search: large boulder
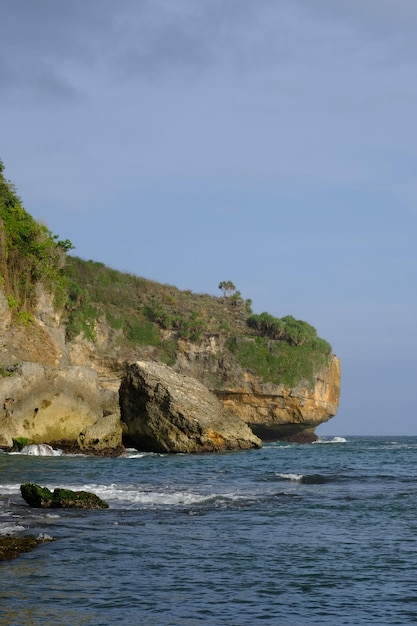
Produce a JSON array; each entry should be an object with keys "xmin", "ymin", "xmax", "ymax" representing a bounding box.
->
[{"xmin": 119, "ymin": 361, "xmax": 262, "ymax": 453}]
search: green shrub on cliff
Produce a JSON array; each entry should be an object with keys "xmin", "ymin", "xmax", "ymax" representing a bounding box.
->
[
  {"xmin": 62, "ymin": 255, "xmax": 332, "ymax": 386},
  {"xmin": 229, "ymin": 335, "xmax": 331, "ymax": 388},
  {"xmin": 247, "ymin": 312, "xmax": 329, "ymax": 349},
  {"xmin": 0, "ymin": 159, "xmax": 73, "ymax": 313},
  {"xmin": 236, "ymin": 313, "xmax": 331, "ymax": 386}
]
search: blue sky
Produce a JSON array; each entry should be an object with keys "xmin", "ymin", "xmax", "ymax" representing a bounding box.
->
[{"xmin": 1, "ymin": 0, "xmax": 416, "ymax": 436}]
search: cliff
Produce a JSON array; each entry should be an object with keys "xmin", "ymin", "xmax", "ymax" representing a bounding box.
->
[
  {"xmin": 173, "ymin": 336, "xmax": 340, "ymax": 442},
  {"xmin": 0, "ymin": 160, "xmax": 340, "ymax": 452},
  {"xmin": 0, "ymin": 289, "xmax": 340, "ymax": 450}
]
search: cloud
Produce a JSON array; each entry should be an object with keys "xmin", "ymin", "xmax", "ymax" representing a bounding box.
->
[
  {"xmin": 2, "ymin": 1, "xmax": 417, "ymax": 207},
  {"xmin": 2, "ymin": 0, "xmax": 416, "ymax": 110}
]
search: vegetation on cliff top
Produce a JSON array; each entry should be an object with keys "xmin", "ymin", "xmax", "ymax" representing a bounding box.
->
[
  {"xmin": 0, "ymin": 159, "xmax": 332, "ymax": 388},
  {"xmin": 0, "ymin": 159, "xmax": 73, "ymax": 316},
  {"xmin": 62, "ymin": 257, "xmax": 331, "ymax": 386}
]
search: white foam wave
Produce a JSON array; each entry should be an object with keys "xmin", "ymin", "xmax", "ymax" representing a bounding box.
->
[
  {"xmin": 276, "ymin": 473, "xmax": 304, "ymax": 481},
  {"xmin": 0, "ymin": 480, "xmax": 258, "ymax": 511},
  {"xmin": 314, "ymin": 436, "xmax": 347, "ymax": 444},
  {"xmin": 63, "ymin": 482, "xmax": 255, "ymax": 508},
  {"xmin": 36, "ymin": 532, "xmax": 53, "ymax": 541},
  {"xmin": 0, "ymin": 523, "xmax": 26, "ymax": 535},
  {"xmin": 123, "ymin": 448, "xmax": 147, "ymax": 458},
  {"xmin": 96, "ymin": 484, "xmax": 211, "ymax": 507},
  {"xmin": 0, "ymin": 483, "xmax": 22, "ymax": 496},
  {"xmin": 20, "ymin": 444, "xmax": 63, "ymax": 456}
]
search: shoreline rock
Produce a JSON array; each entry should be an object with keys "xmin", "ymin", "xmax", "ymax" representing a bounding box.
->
[
  {"xmin": 0, "ymin": 535, "xmax": 54, "ymax": 561},
  {"xmin": 20, "ymin": 483, "xmax": 109, "ymax": 509},
  {"xmin": 120, "ymin": 361, "xmax": 262, "ymax": 453}
]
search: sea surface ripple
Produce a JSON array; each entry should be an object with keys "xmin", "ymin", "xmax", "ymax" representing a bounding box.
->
[{"xmin": 1, "ymin": 436, "xmax": 417, "ymax": 625}]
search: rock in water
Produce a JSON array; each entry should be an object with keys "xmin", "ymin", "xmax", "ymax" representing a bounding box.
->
[
  {"xmin": 0, "ymin": 535, "xmax": 54, "ymax": 561},
  {"xmin": 20, "ymin": 483, "xmax": 109, "ymax": 509},
  {"xmin": 119, "ymin": 361, "xmax": 262, "ymax": 453}
]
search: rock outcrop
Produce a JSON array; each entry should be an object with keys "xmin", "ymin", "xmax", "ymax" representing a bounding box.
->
[
  {"xmin": 0, "ymin": 535, "xmax": 54, "ymax": 561},
  {"xmin": 0, "ymin": 361, "xmax": 121, "ymax": 450},
  {"xmin": 78, "ymin": 412, "xmax": 124, "ymax": 455},
  {"xmin": 174, "ymin": 337, "xmax": 341, "ymax": 443},
  {"xmin": 0, "ymin": 163, "xmax": 341, "ymax": 453},
  {"xmin": 20, "ymin": 483, "xmax": 109, "ymax": 509},
  {"xmin": 217, "ymin": 356, "xmax": 341, "ymax": 442},
  {"xmin": 120, "ymin": 360, "xmax": 262, "ymax": 453}
]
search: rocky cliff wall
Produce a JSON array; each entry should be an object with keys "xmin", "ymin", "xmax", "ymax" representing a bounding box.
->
[
  {"xmin": 0, "ymin": 288, "xmax": 341, "ymax": 450},
  {"xmin": 174, "ymin": 337, "xmax": 340, "ymax": 442},
  {"xmin": 0, "ymin": 362, "xmax": 102, "ymax": 447}
]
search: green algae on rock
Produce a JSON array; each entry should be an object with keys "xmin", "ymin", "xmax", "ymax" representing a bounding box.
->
[{"xmin": 20, "ymin": 483, "xmax": 109, "ymax": 509}]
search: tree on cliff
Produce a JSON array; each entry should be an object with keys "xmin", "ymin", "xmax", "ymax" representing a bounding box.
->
[{"xmin": 218, "ymin": 280, "xmax": 236, "ymax": 298}]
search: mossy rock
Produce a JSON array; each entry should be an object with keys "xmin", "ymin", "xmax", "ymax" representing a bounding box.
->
[
  {"xmin": 20, "ymin": 483, "xmax": 108, "ymax": 509},
  {"xmin": 51, "ymin": 488, "xmax": 109, "ymax": 509},
  {"xmin": 11, "ymin": 437, "xmax": 31, "ymax": 452},
  {"xmin": 20, "ymin": 483, "xmax": 53, "ymax": 507}
]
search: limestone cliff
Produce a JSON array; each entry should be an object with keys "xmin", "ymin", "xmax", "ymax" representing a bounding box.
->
[
  {"xmin": 217, "ymin": 356, "xmax": 340, "ymax": 442},
  {"xmin": 0, "ymin": 286, "xmax": 340, "ymax": 451},
  {"xmin": 0, "ymin": 158, "xmax": 341, "ymax": 452},
  {"xmin": 173, "ymin": 336, "xmax": 340, "ymax": 443}
]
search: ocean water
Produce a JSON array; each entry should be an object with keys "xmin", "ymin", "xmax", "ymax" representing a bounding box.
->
[{"xmin": 1, "ymin": 436, "xmax": 417, "ymax": 625}]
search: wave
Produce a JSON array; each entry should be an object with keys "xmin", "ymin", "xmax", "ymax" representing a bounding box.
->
[
  {"xmin": 0, "ymin": 522, "xmax": 26, "ymax": 536},
  {"xmin": 17, "ymin": 444, "xmax": 63, "ymax": 457},
  {"xmin": 123, "ymin": 449, "xmax": 161, "ymax": 459},
  {"xmin": 314, "ymin": 436, "xmax": 347, "ymax": 444},
  {"xmin": 275, "ymin": 472, "xmax": 333, "ymax": 484},
  {"xmin": 0, "ymin": 480, "xmax": 215, "ymax": 509},
  {"xmin": 275, "ymin": 472, "xmax": 304, "ymax": 482}
]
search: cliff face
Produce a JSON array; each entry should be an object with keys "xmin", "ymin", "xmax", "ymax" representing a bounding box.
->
[
  {"xmin": 0, "ymin": 290, "xmax": 122, "ymax": 452},
  {"xmin": 217, "ymin": 356, "xmax": 340, "ymax": 442},
  {"xmin": 173, "ymin": 337, "xmax": 340, "ymax": 443},
  {"xmin": 0, "ymin": 287, "xmax": 341, "ymax": 451}
]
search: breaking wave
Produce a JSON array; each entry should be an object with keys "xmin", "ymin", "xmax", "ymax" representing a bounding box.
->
[
  {"xmin": 314, "ymin": 436, "xmax": 347, "ymax": 444},
  {"xmin": 19, "ymin": 444, "xmax": 63, "ymax": 457}
]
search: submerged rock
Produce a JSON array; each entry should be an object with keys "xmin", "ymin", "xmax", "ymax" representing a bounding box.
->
[
  {"xmin": 0, "ymin": 535, "xmax": 54, "ymax": 561},
  {"xmin": 20, "ymin": 483, "xmax": 109, "ymax": 509},
  {"xmin": 120, "ymin": 360, "xmax": 262, "ymax": 453}
]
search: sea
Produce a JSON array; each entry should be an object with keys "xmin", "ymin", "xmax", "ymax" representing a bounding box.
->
[{"xmin": 1, "ymin": 436, "xmax": 417, "ymax": 625}]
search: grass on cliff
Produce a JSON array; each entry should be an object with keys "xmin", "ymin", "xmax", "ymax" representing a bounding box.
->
[
  {"xmin": 228, "ymin": 336, "xmax": 331, "ymax": 388},
  {"xmin": 61, "ymin": 257, "xmax": 332, "ymax": 387},
  {"xmin": 0, "ymin": 158, "xmax": 333, "ymax": 388},
  {"xmin": 62, "ymin": 256, "xmax": 252, "ymax": 346}
]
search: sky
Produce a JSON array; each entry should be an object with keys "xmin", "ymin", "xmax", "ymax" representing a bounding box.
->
[{"xmin": 1, "ymin": 0, "xmax": 416, "ymax": 436}]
